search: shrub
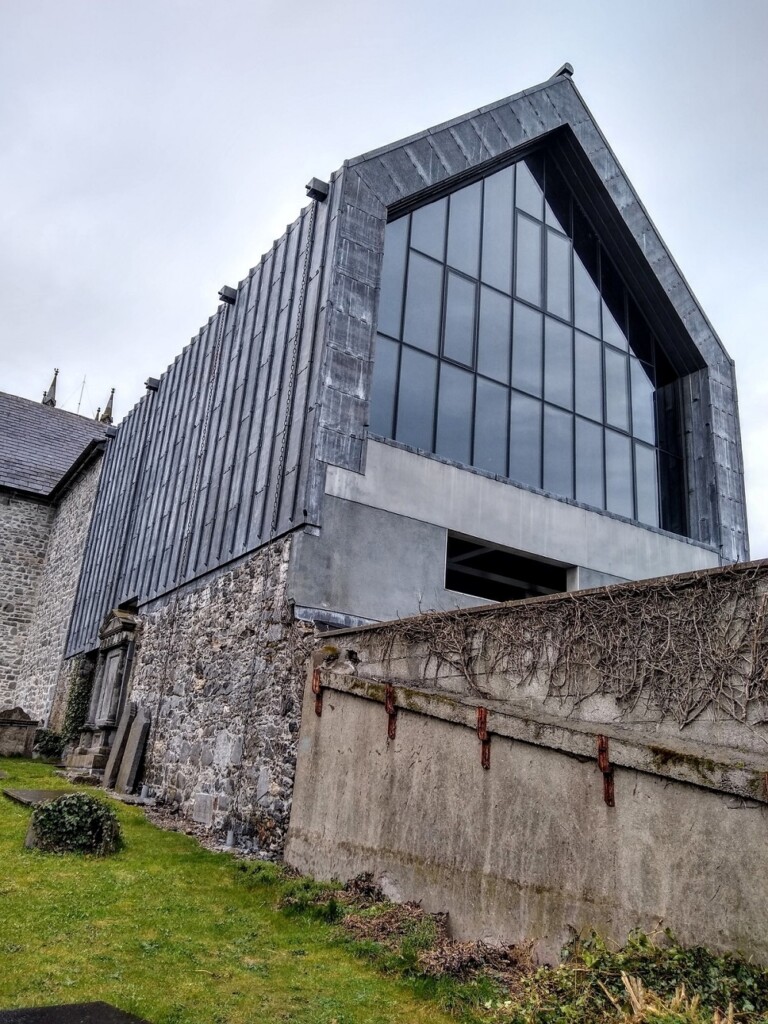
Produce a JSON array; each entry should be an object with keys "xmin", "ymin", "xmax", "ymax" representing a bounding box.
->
[
  {"xmin": 31, "ymin": 793, "xmax": 123, "ymax": 856},
  {"xmin": 34, "ymin": 729, "xmax": 65, "ymax": 760}
]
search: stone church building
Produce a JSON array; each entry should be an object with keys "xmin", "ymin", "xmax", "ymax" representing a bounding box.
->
[{"xmin": 0, "ymin": 67, "xmax": 749, "ymax": 849}]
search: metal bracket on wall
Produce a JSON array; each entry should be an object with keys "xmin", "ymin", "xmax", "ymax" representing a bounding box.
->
[
  {"xmin": 597, "ymin": 734, "xmax": 615, "ymax": 806},
  {"xmin": 476, "ymin": 707, "xmax": 491, "ymax": 770},
  {"xmin": 312, "ymin": 667, "xmax": 323, "ymax": 717},
  {"xmin": 385, "ymin": 684, "xmax": 398, "ymax": 740}
]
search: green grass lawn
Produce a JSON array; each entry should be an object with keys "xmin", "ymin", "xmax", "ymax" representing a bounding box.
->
[{"xmin": 0, "ymin": 757, "xmax": 456, "ymax": 1024}]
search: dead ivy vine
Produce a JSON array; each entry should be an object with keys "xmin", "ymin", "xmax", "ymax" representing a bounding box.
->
[{"xmin": 371, "ymin": 566, "xmax": 768, "ymax": 728}]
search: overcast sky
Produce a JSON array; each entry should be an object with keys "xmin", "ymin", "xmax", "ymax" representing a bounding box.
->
[{"xmin": 1, "ymin": 0, "xmax": 766, "ymax": 555}]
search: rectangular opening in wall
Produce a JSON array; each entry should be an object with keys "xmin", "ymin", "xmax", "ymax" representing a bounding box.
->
[{"xmin": 445, "ymin": 533, "xmax": 569, "ymax": 602}]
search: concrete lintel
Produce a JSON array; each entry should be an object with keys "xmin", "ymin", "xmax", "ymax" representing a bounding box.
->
[{"xmin": 318, "ymin": 671, "xmax": 768, "ymax": 806}]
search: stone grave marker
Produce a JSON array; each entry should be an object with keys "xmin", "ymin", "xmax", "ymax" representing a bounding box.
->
[
  {"xmin": 115, "ymin": 707, "xmax": 151, "ymax": 794},
  {"xmin": 0, "ymin": 1002, "xmax": 150, "ymax": 1023},
  {"xmin": 103, "ymin": 702, "xmax": 137, "ymax": 789},
  {"xmin": 0, "ymin": 708, "xmax": 37, "ymax": 757},
  {"xmin": 2, "ymin": 789, "xmax": 66, "ymax": 807}
]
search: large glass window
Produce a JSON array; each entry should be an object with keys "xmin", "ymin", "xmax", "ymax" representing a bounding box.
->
[{"xmin": 369, "ymin": 151, "xmax": 686, "ymax": 534}]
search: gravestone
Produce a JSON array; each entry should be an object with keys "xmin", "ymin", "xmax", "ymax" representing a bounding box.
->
[
  {"xmin": 114, "ymin": 707, "xmax": 151, "ymax": 795},
  {"xmin": 102, "ymin": 702, "xmax": 137, "ymax": 789},
  {"xmin": 0, "ymin": 1002, "xmax": 150, "ymax": 1023},
  {"xmin": 2, "ymin": 789, "xmax": 66, "ymax": 807},
  {"xmin": 0, "ymin": 708, "xmax": 37, "ymax": 757}
]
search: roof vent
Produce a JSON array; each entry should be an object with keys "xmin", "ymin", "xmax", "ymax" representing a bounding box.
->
[
  {"xmin": 218, "ymin": 285, "xmax": 237, "ymax": 305},
  {"xmin": 145, "ymin": 377, "xmax": 160, "ymax": 393},
  {"xmin": 553, "ymin": 62, "xmax": 574, "ymax": 79},
  {"xmin": 105, "ymin": 426, "xmax": 118, "ymax": 439},
  {"xmin": 306, "ymin": 178, "xmax": 329, "ymax": 202}
]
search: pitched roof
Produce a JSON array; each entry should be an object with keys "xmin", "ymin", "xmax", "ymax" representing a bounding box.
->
[{"xmin": 0, "ymin": 391, "xmax": 108, "ymax": 497}]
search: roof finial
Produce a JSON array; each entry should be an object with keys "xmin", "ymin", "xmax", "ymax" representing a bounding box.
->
[
  {"xmin": 42, "ymin": 368, "xmax": 59, "ymax": 408},
  {"xmin": 552, "ymin": 62, "xmax": 574, "ymax": 79},
  {"xmin": 99, "ymin": 388, "xmax": 115, "ymax": 425},
  {"xmin": 95, "ymin": 407, "xmax": 101, "ymax": 422}
]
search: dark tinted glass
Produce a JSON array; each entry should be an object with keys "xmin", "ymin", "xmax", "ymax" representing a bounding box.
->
[
  {"xmin": 575, "ymin": 417, "xmax": 604, "ymax": 508},
  {"xmin": 515, "ymin": 214, "xmax": 542, "ymax": 306},
  {"xmin": 515, "ymin": 159, "xmax": 543, "ymax": 219},
  {"xmin": 511, "ymin": 303, "xmax": 542, "ymax": 396},
  {"xmin": 604, "ymin": 348, "xmax": 629, "ymax": 431},
  {"xmin": 573, "ymin": 254, "xmax": 601, "ymax": 338},
  {"xmin": 574, "ymin": 331, "xmax": 602, "ymax": 420},
  {"xmin": 605, "ymin": 429, "xmax": 633, "ymax": 518},
  {"xmin": 411, "ymin": 197, "xmax": 446, "ymax": 260},
  {"xmin": 443, "ymin": 272, "xmax": 476, "ymax": 367},
  {"xmin": 630, "ymin": 358, "xmax": 656, "ymax": 443},
  {"xmin": 543, "ymin": 406, "xmax": 573, "ymax": 497},
  {"xmin": 478, "ymin": 287, "xmax": 511, "ymax": 383},
  {"xmin": 544, "ymin": 318, "xmax": 573, "ymax": 410},
  {"xmin": 435, "ymin": 364, "xmax": 473, "ymax": 464},
  {"xmin": 546, "ymin": 230, "xmax": 572, "ymax": 321},
  {"xmin": 544, "ymin": 161, "xmax": 570, "ymax": 233},
  {"xmin": 396, "ymin": 347, "xmax": 437, "ymax": 450},
  {"xmin": 601, "ymin": 255, "xmax": 628, "ymax": 350},
  {"xmin": 482, "ymin": 167, "xmax": 513, "ymax": 292},
  {"xmin": 447, "ymin": 182, "xmax": 481, "ymax": 277},
  {"xmin": 635, "ymin": 442, "xmax": 659, "ymax": 527},
  {"xmin": 510, "ymin": 391, "xmax": 542, "ymax": 487},
  {"xmin": 474, "ymin": 378, "xmax": 508, "ymax": 475},
  {"xmin": 369, "ymin": 334, "xmax": 399, "ymax": 436},
  {"xmin": 379, "ymin": 216, "xmax": 408, "ymax": 338},
  {"xmin": 403, "ymin": 253, "xmax": 442, "ymax": 354}
]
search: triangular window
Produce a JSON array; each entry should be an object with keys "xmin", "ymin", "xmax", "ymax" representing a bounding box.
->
[{"xmin": 370, "ymin": 150, "xmax": 686, "ymax": 536}]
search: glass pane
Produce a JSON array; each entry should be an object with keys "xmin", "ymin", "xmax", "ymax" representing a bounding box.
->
[
  {"xmin": 630, "ymin": 357, "xmax": 656, "ymax": 443},
  {"xmin": 546, "ymin": 230, "xmax": 571, "ymax": 321},
  {"xmin": 544, "ymin": 318, "xmax": 573, "ymax": 410},
  {"xmin": 544, "ymin": 161, "xmax": 570, "ymax": 233},
  {"xmin": 411, "ymin": 197, "xmax": 446, "ymax": 260},
  {"xmin": 627, "ymin": 299, "xmax": 654, "ymax": 367},
  {"xmin": 575, "ymin": 417, "xmax": 604, "ymax": 508},
  {"xmin": 443, "ymin": 272, "xmax": 476, "ymax": 367},
  {"xmin": 369, "ymin": 335, "xmax": 399, "ymax": 437},
  {"xmin": 509, "ymin": 391, "xmax": 542, "ymax": 488},
  {"xmin": 482, "ymin": 166, "xmax": 513, "ymax": 293},
  {"xmin": 447, "ymin": 181, "xmax": 481, "ymax": 277},
  {"xmin": 573, "ymin": 254, "xmax": 601, "ymax": 338},
  {"xmin": 396, "ymin": 347, "xmax": 437, "ymax": 450},
  {"xmin": 478, "ymin": 287, "xmax": 511, "ymax": 383},
  {"xmin": 474, "ymin": 378, "xmax": 508, "ymax": 476},
  {"xmin": 402, "ymin": 252, "xmax": 442, "ymax": 354},
  {"xmin": 515, "ymin": 159, "xmax": 543, "ymax": 220},
  {"xmin": 601, "ymin": 253, "xmax": 628, "ymax": 350},
  {"xmin": 543, "ymin": 406, "xmax": 573, "ymax": 497},
  {"xmin": 435, "ymin": 364, "xmax": 473, "ymax": 464},
  {"xmin": 575, "ymin": 331, "xmax": 603, "ymax": 421},
  {"xmin": 511, "ymin": 302, "xmax": 543, "ymax": 396},
  {"xmin": 660, "ymin": 452, "xmax": 686, "ymax": 535},
  {"xmin": 605, "ymin": 429, "xmax": 633, "ymax": 518},
  {"xmin": 635, "ymin": 442, "xmax": 659, "ymax": 527},
  {"xmin": 605, "ymin": 348, "xmax": 629, "ymax": 431},
  {"xmin": 378, "ymin": 216, "xmax": 408, "ymax": 338},
  {"xmin": 515, "ymin": 214, "xmax": 542, "ymax": 306}
]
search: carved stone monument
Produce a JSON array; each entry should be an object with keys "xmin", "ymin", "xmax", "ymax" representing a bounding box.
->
[{"xmin": 0, "ymin": 707, "xmax": 38, "ymax": 757}]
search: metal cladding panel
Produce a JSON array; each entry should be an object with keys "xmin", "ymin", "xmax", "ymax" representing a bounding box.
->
[{"xmin": 66, "ymin": 199, "xmax": 333, "ymax": 655}]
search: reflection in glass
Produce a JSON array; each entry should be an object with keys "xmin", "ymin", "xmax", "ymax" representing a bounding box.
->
[
  {"xmin": 635, "ymin": 442, "xmax": 659, "ymax": 527},
  {"xmin": 447, "ymin": 182, "xmax": 481, "ymax": 277},
  {"xmin": 403, "ymin": 253, "xmax": 442, "ymax": 354},
  {"xmin": 575, "ymin": 331, "xmax": 602, "ymax": 421},
  {"xmin": 543, "ymin": 406, "xmax": 573, "ymax": 497},
  {"xmin": 573, "ymin": 254, "xmax": 601, "ymax": 338},
  {"xmin": 436, "ymin": 364, "xmax": 473, "ymax": 464},
  {"xmin": 630, "ymin": 358, "xmax": 655, "ymax": 443},
  {"xmin": 546, "ymin": 230, "xmax": 571, "ymax": 321},
  {"xmin": 369, "ymin": 335, "xmax": 399, "ymax": 436},
  {"xmin": 605, "ymin": 348, "xmax": 629, "ymax": 430},
  {"xmin": 482, "ymin": 167, "xmax": 513, "ymax": 293},
  {"xmin": 512, "ymin": 303, "xmax": 542, "ymax": 396},
  {"xmin": 516, "ymin": 160, "xmax": 543, "ymax": 219},
  {"xmin": 515, "ymin": 214, "xmax": 542, "ymax": 307},
  {"xmin": 544, "ymin": 161, "xmax": 570, "ymax": 233},
  {"xmin": 478, "ymin": 287, "xmax": 511, "ymax": 383},
  {"xmin": 576, "ymin": 417, "xmax": 603, "ymax": 508},
  {"xmin": 474, "ymin": 378, "xmax": 508, "ymax": 475},
  {"xmin": 544, "ymin": 318, "xmax": 572, "ymax": 410},
  {"xmin": 379, "ymin": 217, "xmax": 408, "ymax": 338},
  {"xmin": 396, "ymin": 347, "xmax": 437, "ymax": 450},
  {"xmin": 510, "ymin": 391, "xmax": 542, "ymax": 488},
  {"xmin": 444, "ymin": 272, "xmax": 476, "ymax": 366},
  {"xmin": 605, "ymin": 430, "xmax": 633, "ymax": 518},
  {"xmin": 411, "ymin": 197, "xmax": 446, "ymax": 260}
]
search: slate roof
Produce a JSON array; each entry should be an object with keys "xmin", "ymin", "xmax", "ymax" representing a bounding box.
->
[{"xmin": 0, "ymin": 391, "xmax": 108, "ymax": 497}]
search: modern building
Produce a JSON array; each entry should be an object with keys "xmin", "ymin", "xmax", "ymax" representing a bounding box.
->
[{"xmin": 3, "ymin": 67, "xmax": 749, "ymax": 839}]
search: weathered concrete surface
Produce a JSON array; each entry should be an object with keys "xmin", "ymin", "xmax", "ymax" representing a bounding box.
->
[{"xmin": 286, "ymin": 681, "xmax": 768, "ymax": 963}]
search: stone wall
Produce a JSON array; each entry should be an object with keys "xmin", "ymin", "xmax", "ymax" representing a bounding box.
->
[
  {"xmin": 17, "ymin": 460, "xmax": 103, "ymax": 725},
  {"xmin": 128, "ymin": 536, "xmax": 313, "ymax": 855},
  {"xmin": 0, "ymin": 493, "xmax": 53, "ymax": 711}
]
